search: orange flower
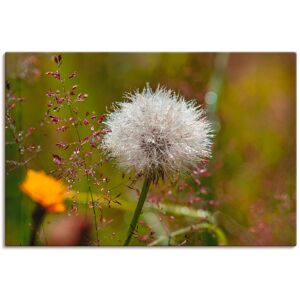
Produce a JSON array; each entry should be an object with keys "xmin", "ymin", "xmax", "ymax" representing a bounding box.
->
[{"xmin": 20, "ymin": 169, "xmax": 68, "ymax": 212}]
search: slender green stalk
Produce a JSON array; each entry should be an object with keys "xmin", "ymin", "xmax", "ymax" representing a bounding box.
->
[
  {"xmin": 67, "ymin": 103, "xmax": 100, "ymax": 245},
  {"xmin": 124, "ymin": 177, "xmax": 151, "ymax": 246},
  {"xmin": 29, "ymin": 205, "xmax": 46, "ymax": 246},
  {"xmin": 148, "ymin": 222, "xmax": 227, "ymax": 246},
  {"xmin": 58, "ymin": 65, "xmax": 100, "ymax": 246}
]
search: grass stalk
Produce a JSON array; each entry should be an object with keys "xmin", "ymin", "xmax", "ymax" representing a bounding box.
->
[{"xmin": 58, "ymin": 65, "xmax": 100, "ymax": 246}]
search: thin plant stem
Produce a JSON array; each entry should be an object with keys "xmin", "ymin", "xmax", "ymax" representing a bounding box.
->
[
  {"xmin": 58, "ymin": 67, "xmax": 100, "ymax": 246},
  {"xmin": 8, "ymin": 78, "xmax": 28, "ymax": 245},
  {"xmin": 124, "ymin": 177, "xmax": 151, "ymax": 246},
  {"xmin": 7, "ymin": 79, "xmax": 44, "ymax": 245},
  {"xmin": 29, "ymin": 205, "xmax": 46, "ymax": 246},
  {"xmin": 148, "ymin": 222, "xmax": 227, "ymax": 246},
  {"xmin": 67, "ymin": 103, "xmax": 100, "ymax": 245}
]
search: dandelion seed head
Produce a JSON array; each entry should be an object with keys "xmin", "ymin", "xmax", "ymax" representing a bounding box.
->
[{"xmin": 102, "ymin": 85, "xmax": 213, "ymax": 180}]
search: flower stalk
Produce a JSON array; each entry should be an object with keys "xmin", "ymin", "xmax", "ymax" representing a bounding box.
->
[
  {"xmin": 29, "ymin": 205, "xmax": 46, "ymax": 246},
  {"xmin": 124, "ymin": 177, "xmax": 151, "ymax": 246}
]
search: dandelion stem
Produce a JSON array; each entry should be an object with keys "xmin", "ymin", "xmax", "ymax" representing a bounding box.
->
[
  {"xmin": 29, "ymin": 205, "xmax": 46, "ymax": 246},
  {"xmin": 124, "ymin": 177, "xmax": 151, "ymax": 246}
]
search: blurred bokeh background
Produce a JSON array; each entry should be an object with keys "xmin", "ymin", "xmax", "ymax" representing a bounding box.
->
[{"xmin": 5, "ymin": 53, "xmax": 296, "ymax": 246}]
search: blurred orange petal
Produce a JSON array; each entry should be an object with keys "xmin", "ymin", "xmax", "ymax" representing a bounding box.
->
[{"xmin": 20, "ymin": 169, "xmax": 68, "ymax": 213}]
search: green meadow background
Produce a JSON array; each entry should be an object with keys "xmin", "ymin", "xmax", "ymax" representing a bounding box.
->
[{"xmin": 5, "ymin": 53, "xmax": 296, "ymax": 246}]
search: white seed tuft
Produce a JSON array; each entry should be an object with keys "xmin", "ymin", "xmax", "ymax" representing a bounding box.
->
[{"xmin": 102, "ymin": 85, "xmax": 213, "ymax": 181}]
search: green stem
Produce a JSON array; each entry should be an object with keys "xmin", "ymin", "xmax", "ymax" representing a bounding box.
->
[
  {"xmin": 148, "ymin": 222, "xmax": 227, "ymax": 246},
  {"xmin": 124, "ymin": 177, "xmax": 151, "ymax": 246},
  {"xmin": 29, "ymin": 205, "xmax": 46, "ymax": 246},
  {"xmin": 59, "ymin": 67, "xmax": 100, "ymax": 246}
]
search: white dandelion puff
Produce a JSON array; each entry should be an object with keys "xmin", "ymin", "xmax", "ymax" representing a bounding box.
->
[{"xmin": 102, "ymin": 85, "xmax": 213, "ymax": 181}]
